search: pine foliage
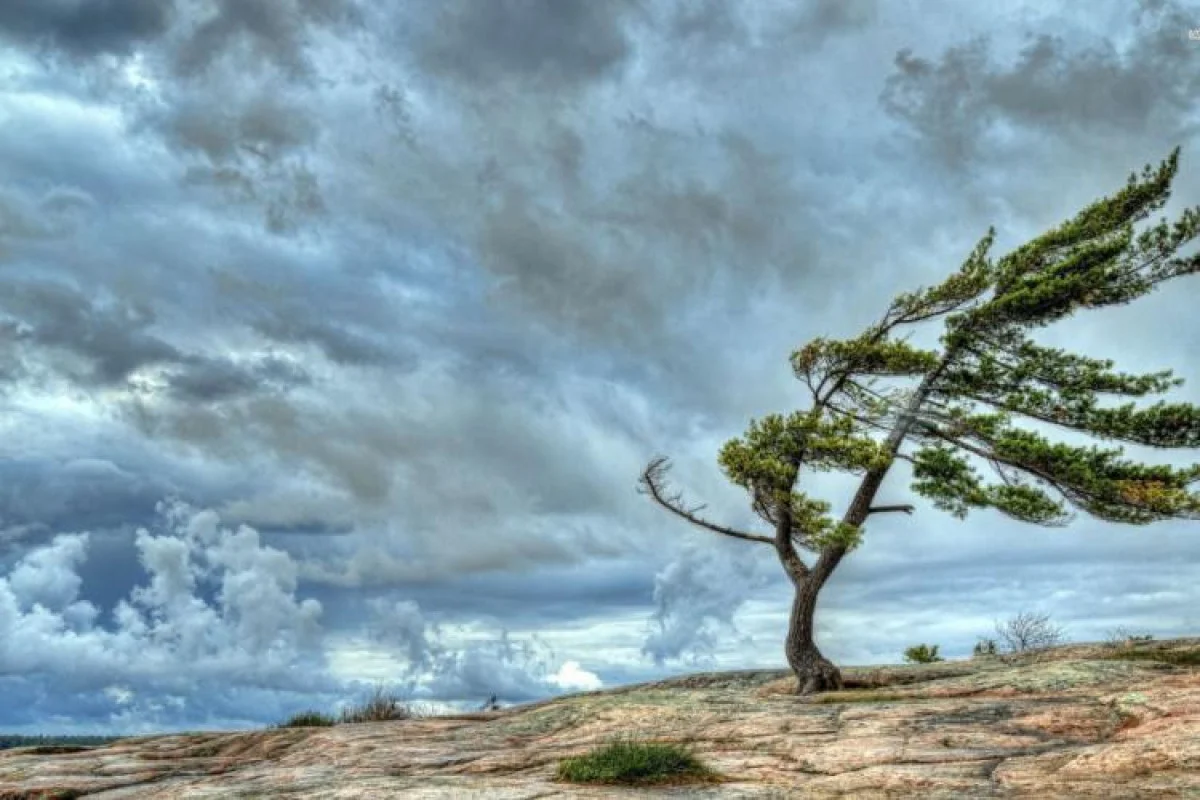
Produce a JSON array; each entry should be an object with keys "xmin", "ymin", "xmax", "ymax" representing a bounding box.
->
[{"xmin": 642, "ymin": 149, "xmax": 1200, "ymax": 570}]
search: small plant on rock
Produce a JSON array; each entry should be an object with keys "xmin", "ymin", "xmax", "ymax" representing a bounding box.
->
[
  {"xmin": 556, "ymin": 737, "xmax": 719, "ymax": 786},
  {"xmin": 275, "ymin": 710, "xmax": 337, "ymax": 728},
  {"xmin": 903, "ymin": 643, "xmax": 944, "ymax": 664},
  {"xmin": 972, "ymin": 637, "xmax": 998, "ymax": 657},
  {"xmin": 339, "ymin": 684, "xmax": 415, "ymax": 724}
]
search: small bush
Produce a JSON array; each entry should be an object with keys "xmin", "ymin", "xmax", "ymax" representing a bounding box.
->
[
  {"xmin": 972, "ymin": 638, "xmax": 998, "ymax": 658},
  {"xmin": 556, "ymin": 737, "xmax": 717, "ymax": 785},
  {"xmin": 903, "ymin": 644, "xmax": 943, "ymax": 664},
  {"xmin": 1105, "ymin": 627, "xmax": 1154, "ymax": 647},
  {"xmin": 275, "ymin": 710, "xmax": 337, "ymax": 728},
  {"xmin": 339, "ymin": 684, "xmax": 415, "ymax": 724},
  {"xmin": 994, "ymin": 611, "xmax": 1066, "ymax": 654}
]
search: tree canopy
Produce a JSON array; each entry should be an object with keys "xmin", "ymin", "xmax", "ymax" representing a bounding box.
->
[{"xmin": 642, "ymin": 147, "xmax": 1200, "ymax": 577}]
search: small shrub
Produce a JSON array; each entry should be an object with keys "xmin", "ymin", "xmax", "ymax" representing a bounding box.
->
[
  {"xmin": 994, "ymin": 611, "xmax": 1066, "ymax": 654},
  {"xmin": 556, "ymin": 737, "xmax": 717, "ymax": 785},
  {"xmin": 903, "ymin": 644, "xmax": 943, "ymax": 664},
  {"xmin": 1106, "ymin": 626, "xmax": 1155, "ymax": 647},
  {"xmin": 972, "ymin": 638, "xmax": 998, "ymax": 658},
  {"xmin": 339, "ymin": 684, "xmax": 414, "ymax": 724},
  {"xmin": 275, "ymin": 710, "xmax": 337, "ymax": 728},
  {"xmin": 1104, "ymin": 626, "xmax": 1132, "ymax": 647}
]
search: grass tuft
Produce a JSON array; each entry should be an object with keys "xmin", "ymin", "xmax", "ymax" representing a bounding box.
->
[
  {"xmin": 274, "ymin": 710, "xmax": 337, "ymax": 728},
  {"xmin": 338, "ymin": 684, "xmax": 416, "ymax": 724},
  {"xmin": 272, "ymin": 684, "xmax": 419, "ymax": 729},
  {"xmin": 556, "ymin": 737, "xmax": 719, "ymax": 785}
]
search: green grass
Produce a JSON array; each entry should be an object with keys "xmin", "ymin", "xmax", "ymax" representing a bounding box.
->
[
  {"xmin": 1101, "ymin": 647, "xmax": 1200, "ymax": 666},
  {"xmin": 274, "ymin": 710, "xmax": 338, "ymax": 728},
  {"xmin": 556, "ymin": 737, "xmax": 719, "ymax": 786}
]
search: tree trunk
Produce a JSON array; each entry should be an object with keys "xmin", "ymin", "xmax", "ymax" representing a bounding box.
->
[{"xmin": 785, "ymin": 579, "xmax": 843, "ymax": 694}]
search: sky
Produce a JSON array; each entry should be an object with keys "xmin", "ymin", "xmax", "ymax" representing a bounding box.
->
[{"xmin": 1, "ymin": 0, "xmax": 1199, "ymax": 736}]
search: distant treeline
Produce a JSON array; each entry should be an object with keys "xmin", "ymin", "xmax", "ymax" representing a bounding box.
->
[{"xmin": 0, "ymin": 733, "xmax": 129, "ymax": 750}]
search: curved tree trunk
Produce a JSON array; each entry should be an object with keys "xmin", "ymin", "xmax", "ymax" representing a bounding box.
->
[
  {"xmin": 785, "ymin": 579, "xmax": 843, "ymax": 694},
  {"xmin": 777, "ymin": 350, "xmax": 952, "ymax": 694}
]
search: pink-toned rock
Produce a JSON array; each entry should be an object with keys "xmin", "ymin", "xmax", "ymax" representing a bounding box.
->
[{"xmin": 2, "ymin": 638, "xmax": 1197, "ymax": 798}]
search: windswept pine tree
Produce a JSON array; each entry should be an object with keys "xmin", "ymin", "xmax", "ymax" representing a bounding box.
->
[{"xmin": 640, "ymin": 149, "xmax": 1200, "ymax": 694}]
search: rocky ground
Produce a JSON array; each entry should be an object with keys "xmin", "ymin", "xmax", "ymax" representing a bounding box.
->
[{"xmin": 1, "ymin": 638, "xmax": 1198, "ymax": 798}]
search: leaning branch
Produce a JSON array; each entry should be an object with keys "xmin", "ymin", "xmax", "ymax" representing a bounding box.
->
[{"xmin": 638, "ymin": 457, "xmax": 775, "ymax": 546}]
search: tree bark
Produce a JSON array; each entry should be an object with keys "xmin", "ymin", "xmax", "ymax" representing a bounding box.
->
[{"xmin": 785, "ymin": 578, "xmax": 843, "ymax": 694}]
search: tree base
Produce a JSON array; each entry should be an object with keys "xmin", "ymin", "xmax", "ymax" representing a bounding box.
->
[{"xmin": 792, "ymin": 651, "xmax": 844, "ymax": 695}]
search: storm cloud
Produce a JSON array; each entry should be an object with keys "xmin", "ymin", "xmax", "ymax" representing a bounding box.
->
[
  {"xmin": 0, "ymin": 0, "xmax": 175, "ymax": 58},
  {"xmin": 416, "ymin": 0, "xmax": 638, "ymax": 90}
]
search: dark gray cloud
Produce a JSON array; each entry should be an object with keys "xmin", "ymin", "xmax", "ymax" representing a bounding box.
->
[
  {"xmin": 416, "ymin": 0, "xmax": 638, "ymax": 89},
  {"xmin": 172, "ymin": 0, "xmax": 362, "ymax": 79},
  {"xmin": 162, "ymin": 92, "xmax": 318, "ymax": 162},
  {"xmin": 153, "ymin": 86, "xmax": 328, "ymax": 234},
  {"xmin": 664, "ymin": 0, "xmax": 749, "ymax": 48},
  {"xmin": 0, "ymin": 279, "xmax": 180, "ymax": 388},
  {"xmin": 0, "ymin": 460, "xmax": 169, "ymax": 552},
  {"xmin": 881, "ymin": 0, "xmax": 1200, "ymax": 167},
  {"xmin": 459, "ymin": 122, "xmax": 825, "ymax": 354},
  {"xmin": 164, "ymin": 353, "xmax": 311, "ymax": 402},
  {"xmin": 251, "ymin": 315, "xmax": 398, "ymax": 368},
  {"xmin": 0, "ymin": 279, "xmax": 309, "ymax": 402},
  {"xmin": 319, "ymin": 561, "xmax": 656, "ymax": 632},
  {"xmin": 0, "ymin": 0, "xmax": 360, "ymax": 240},
  {"xmin": 788, "ymin": 0, "xmax": 878, "ymax": 42},
  {"xmin": 0, "ymin": 186, "xmax": 95, "ymax": 249},
  {"xmin": 0, "ymin": 0, "xmax": 176, "ymax": 58}
]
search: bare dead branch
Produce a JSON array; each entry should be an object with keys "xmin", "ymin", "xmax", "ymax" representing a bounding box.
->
[
  {"xmin": 867, "ymin": 504, "xmax": 915, "ymax": 515},
  {"xmin": 638, "ymin": 457, "xmax": 774, "ymax": 546}
]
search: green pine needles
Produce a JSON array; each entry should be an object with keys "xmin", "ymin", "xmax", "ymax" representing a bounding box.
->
[{"xmin": 641, "ymin": 148, "xmax": 1200, "ymax": 693}]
